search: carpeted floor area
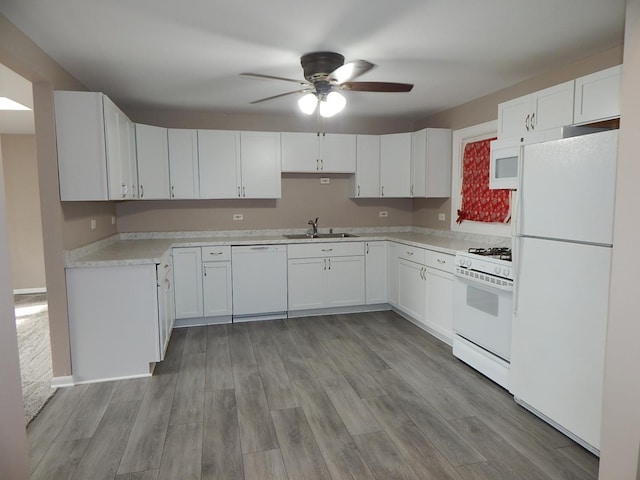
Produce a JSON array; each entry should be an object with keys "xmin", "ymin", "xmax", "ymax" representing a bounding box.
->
[{"xmin": 14, "ymin": 293, "xmax": 56, "ymax": 425}]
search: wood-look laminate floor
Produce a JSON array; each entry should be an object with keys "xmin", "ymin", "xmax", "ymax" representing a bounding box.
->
[{"xmin": 26, "ymin": 311, "xmax": 599, "ymax": 480}]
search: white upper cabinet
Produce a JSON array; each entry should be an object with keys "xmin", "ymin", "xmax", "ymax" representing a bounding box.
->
[
  {"xmin": 281, "ymin": 132, "xmax": 356, "ymax": 173},
  {"xmin": 573, "ymin": 65, "xmax": 622, "ymax": 125},
  {"xmin": 380, "ymin": 132, "xmax": 412, "ymax": 198},
  {"xmin": 240, "ymin": 131, "xmax": 282, "ymax": 198},
  {"xmin": 55, "ymin": 91, "xmax": 136, "ymax": 201},
  {"xmin": 135, "ymin": 124, "xmax": 170, "ymax": 200},
  {"xmin": 410, "ymin": 128, "xmax": 452, "ymax": 198},
  {"xmin": 168, "ymin": 128, "xmax": 199, "ymax": 199},
  {"xmin": 353, "ymin": 135, "xmax": 381, "ymax": 198},
  {"xmin": 498, "ymin": 81, "xmax": 575, "ymax": 139},
  {"xmin": 198, "ymin": 130, "xmax": 241, "ymax": 199}
]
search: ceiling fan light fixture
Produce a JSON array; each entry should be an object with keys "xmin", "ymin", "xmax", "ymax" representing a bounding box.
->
[
  {"xmin": 298, "ymin": 93, "xmax": 318, "ymax": 114},
  {"xmin": 319, "ymin": 91, "xmax": 346, "ymax": 118}
]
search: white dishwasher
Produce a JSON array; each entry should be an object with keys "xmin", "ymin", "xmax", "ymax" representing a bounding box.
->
[{"xmin": 231, "ymin": 245, "xmax": 288, "ymax": 322}]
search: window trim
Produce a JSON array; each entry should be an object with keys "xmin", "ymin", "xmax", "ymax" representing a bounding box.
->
[{"xmin": 450, "ymin": 120, "xmax": 511, "ymax": 237}]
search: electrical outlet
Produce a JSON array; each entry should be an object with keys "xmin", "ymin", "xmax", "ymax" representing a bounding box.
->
[
  {"xmin": 111, "ymin": 215, "xmax": 116, "ymax": 225},
  {"xmin": 90, "ymin": 219, "xmax": 97, "ymax": 230},
  {"xmin": 320, "ymin": 177, "xmax": 330, "ymax": 184},
  {"xmin": 379, "ymin": 211, "xmax": 388, "ymax": 217},
  {"xmin": 233, "ymin": 213, "xmax": 244, "ymax": 221},
  {"xmin": 438, "ymin": 213, "xmax": 446, "ymax": 221}
]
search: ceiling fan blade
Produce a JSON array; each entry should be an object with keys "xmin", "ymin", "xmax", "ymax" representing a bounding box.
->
[
  {"xmin": 342, "ymin": 81, "xmax": 414, "ymax": 92},
  {"xmin": 327, "ymin": 60, "xmax": 375, "ymax": 84},
  {"xmin": 240, "ymin": 72, "xmax": 309, "ymax": 85},
  {"xmin": 249, "ymin": 89, "xmax": 310, "ymax": 104}
]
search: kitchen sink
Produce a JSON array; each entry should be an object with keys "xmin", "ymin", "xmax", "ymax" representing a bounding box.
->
[{"xmin": 283, "ymin": 233, "xmax": 359, "ymax": 239}]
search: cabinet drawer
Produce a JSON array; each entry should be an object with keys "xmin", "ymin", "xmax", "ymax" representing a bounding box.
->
[
  {"xmin": 396, "ymin": 244, "xmax": 425, "ymax": 264},
  {"xmin": 288, "ymin": 241, "xmax": 364, "ymax": 259},
  {"xmin": 424, "ymin": 250, "xmax": 454, "ymax": 274},
  {"xmin": 201, "ymin": 245, "xmax": 231, "ymax": 261}
]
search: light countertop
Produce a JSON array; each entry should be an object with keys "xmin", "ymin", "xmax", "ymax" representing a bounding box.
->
[{"xmin": 65, "ymin": 229, "xmax": 508, "ymax": 268}]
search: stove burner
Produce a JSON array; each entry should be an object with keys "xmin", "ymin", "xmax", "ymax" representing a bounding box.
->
[{"xmin": 468, "ymin": 247, "xmax": 512, "ymax": 262}]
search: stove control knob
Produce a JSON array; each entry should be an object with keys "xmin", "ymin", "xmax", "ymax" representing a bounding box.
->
[
  {"xmin": 465, "ymin": 259, "xmax": 472, "ymax": 267},
  {"xmin": 495, "ymin": 266, "xmax": 501, "ymax": 274},
  {"xmin": 504, "ymin": 268, "xmax": 511, "ymax": 277}
]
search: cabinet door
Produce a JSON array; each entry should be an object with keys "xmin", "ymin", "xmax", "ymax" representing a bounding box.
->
[
  {"xmin": 281, "ymin": 132, "xmax": 319, "ymax": 172},
  {"xmin": 198, "ymin": 130, "xmax": 241, "ymax": 199},
  {"xmin": 103, "ymin": 96, "xmax": 130, "ymax": 199},
  {"xmin": 172, "ymin": 247, "xmax": 203, "ymax": 319},
  {"xmin": 354, "ymin": 135, "xmax": 380, "ymax": 198},
  {"xmin": 424, "ymin": 267, "xmax": 454, "ymax": 340},
  {"xmin": 327, "ymin": 256, "xmax": 365, "ymax": 307},
  {"xmin": 531, "ymin": 80, "xmax": 575, "ymax": 132},
  {"xmin": 365, "ymin": 242, "xmax": 388, "ymax": 304},
  {"xmin": 288, "ymin": 258, "xmax": 326, "ymax": 310},
  {"xmin": 136, "ymin": 124, "xmax": 170, "ymax": 199},
  {"xmin": 380, "ymin": 132, "xmax": 411, "ymax": 197},
  {"xmin": 574, "ymin": 65, "xmax": 622, "ymax": 125},
  {"xmin": 240, "ymin": 131, "xmax": 282, "ymax": 198},
  {"xmin": 168, "ymin": 129, "xmax": 199, "ymax": 199},
  {"xmin": 319, "ymin": 134, "xmax": 356, "ymax": 173},
  {"xmin": 497, "ymin": 94, "xmax": 531, "ymax": 139},
  {"xmin": 54, "ymin": 91, "xmax": 110, "ymax": 201},
  {"xmin": 411, "ymin": 128, "xmax": 452, "ymax": 198},
  {"xmin": 202, "ymin": 261, "xmax": 232, "ymax": 316},
  {"xmin": 388, "ymin": 242, "xmax": 399, "ymax": 307},
  {"xmin": 397, "ymin": 258, "xmax": 425, "ymax": 321}
]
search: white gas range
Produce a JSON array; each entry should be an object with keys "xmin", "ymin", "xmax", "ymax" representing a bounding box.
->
[{"xmin": 452, "ymin": 247, "xmax": 513, "ymax": 390}]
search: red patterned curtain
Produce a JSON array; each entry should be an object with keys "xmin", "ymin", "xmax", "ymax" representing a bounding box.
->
[{"xmin": 456, "ymin": 138, "xmax": 510, "ymax": 224}]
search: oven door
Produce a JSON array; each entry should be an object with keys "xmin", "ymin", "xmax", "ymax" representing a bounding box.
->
[{"xmin": 453, "ymin": 274, "xmax": 513, "ymax": 361}]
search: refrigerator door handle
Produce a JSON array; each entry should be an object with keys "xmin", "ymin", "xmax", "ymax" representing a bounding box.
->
[
  {"xmin": 515, "ymin": 146, "xmax": 525, "ymax": 236},
  {"xmin": 513, "ymin": 235, "xmax": 521, "ymax": 316}
]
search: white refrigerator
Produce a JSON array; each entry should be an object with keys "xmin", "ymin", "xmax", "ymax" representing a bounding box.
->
[{"xmin": 510, "ymin": 129, "xmax": 618, "ymax": 455}]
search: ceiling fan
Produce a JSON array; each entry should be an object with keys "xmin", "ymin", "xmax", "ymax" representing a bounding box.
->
[{"xmin": 240, "ymin": 51, "xmax": 413, "ymax": 117}]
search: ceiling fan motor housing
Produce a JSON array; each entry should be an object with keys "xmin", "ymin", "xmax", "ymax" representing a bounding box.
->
[{"xmin": 301, "ymin": 52, "xmax": 345, "ymax": 82}]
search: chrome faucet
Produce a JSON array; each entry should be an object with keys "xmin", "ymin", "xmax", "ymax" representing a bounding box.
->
[{"xmin": 308, "ymin": 217, "xmax": 319, "ymax": 237}]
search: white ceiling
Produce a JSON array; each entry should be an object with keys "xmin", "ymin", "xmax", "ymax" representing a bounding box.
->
[{"xmin": 0, "ymin": 0, "xmax": 626, "ymax": 124}]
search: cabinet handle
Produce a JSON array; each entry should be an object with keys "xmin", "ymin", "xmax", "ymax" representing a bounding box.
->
[
  {"xmin": 525, "ymin": 113, "xmax": 530, "ymax": 131},
  {"xmin": 328, "ymin": 258, "xmax": 331, "ymax": 270},
  {"xmin": 209, "ymin": 251, "xmax": 224, "ymax": 256},
  {"xmin": 357, "ymin": 185, "xmax": 360, "ymax": 197},
  {"xmin": 421, "ymin": 267, "xmax": 426, "ymax": 280},
  {"xmin": 122, "ymin": 184, "xmax": 127, "ymax": 198},
  {"xmin": 381, "ymin": 186, "xmax": 384, "ymax": 197},
  {"xmin": 366, "ymin": 243, "xmax": 369, "ymax": 254},
  {"xmin": 323, "ymin": 259, "xmax": 327, "ymax": 270},
  {"xmin": 410, "ymin": 185, "xmax": 414, "ymax": 196},
  {"xmin": 437, "ymin": 258, "xmax": 445, "ymax": 264},
  {"xmin": 171, "ymin": 185, "xmax": 175, "ymax": 198},
  {"xmin": 203, "ymin": 264, "xmax": 207, "ymax": 277},
  {"xmin": 238, "ymin": 186, "xmax": 241, "ymax": 197},
  {"xmin": 316, "ymin": 159, "xmax": 319, "ymax": 171},
  {"xmin": 530, "ymin": 112, "xmax": 535, "ymax": 130},
  {"xmin": 164, "ymin": 263, "xmax": 170, "ymax": 268},
  {"xmin": 406, "ymin": 251, "xmax": 413, "ymax": 256},
  {"xmin": 321, "ymin": 248, "xmax": 333, "ymax": 252},
  {"xmin": 140, "ymin": 184, "xmax": 144, "ymax": 198},
  {"xmin": 242, "ymin": 186, "xmax": 246, "ymax": 197},
  {"xmin": 320, "ymin": 159, "xmax": 323, "ymax": 170}
]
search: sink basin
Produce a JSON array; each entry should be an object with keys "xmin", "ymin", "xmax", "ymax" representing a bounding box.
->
[{"xmin": 283, "ymin": 233, "xmax": 359, "ymax": 239}]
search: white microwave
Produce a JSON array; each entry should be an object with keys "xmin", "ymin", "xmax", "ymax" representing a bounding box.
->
[{"xmin": 489, "ymin": 138, "xmax": 521, "ymax": 190}]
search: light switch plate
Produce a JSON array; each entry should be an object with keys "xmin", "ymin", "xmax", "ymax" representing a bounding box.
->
[{"xmin": 438, "ymin": 213, "xmax": 446, "ymax": 221}]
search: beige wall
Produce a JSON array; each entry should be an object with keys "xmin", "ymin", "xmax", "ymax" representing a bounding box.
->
[
  {"xmin": 117, "ymin": 175, "xmax": 411, "ymax": 232},
  {"xmin": 0, "ymin": 134, "xmax": 46, "ymax": 291},
  {"xmin": 0, "ymin": 133, "xmax": 29, "ymax": 478},
  {"xmin": 600, "ymin": 0, "xmax": 640, "ymax": 478}
]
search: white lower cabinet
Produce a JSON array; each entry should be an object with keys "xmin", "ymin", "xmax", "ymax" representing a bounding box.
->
[
  {"xmin": 157, "ymin": 252, "xmax": 175, "ymax": 359},
  {"xmin": 288, "ymin": 242, "xmax": 365, "ymax": 312},
  {"xmin": 388, "ymin": 242, "xmax": 400, "ymax": 307},
  {"xmin": 66, "ymin": 264, "xmax": 165, "ymax": 383},
  {"xmin": 397, "ymin": 257, "xmax": 426, "ymax": 322},
  {"xmin": 173, "ymin": 246, "xmax": 232, "ymax": 322},
  {"xmin": 424, "ymin": 267, "xmax": 454, "ymax": 340},
  {"xmin": 365, "ymin": 241, "xmax": 388, "ymax": 304}
]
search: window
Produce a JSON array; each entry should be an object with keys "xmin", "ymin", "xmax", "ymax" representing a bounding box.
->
[{"xmin": 450, "ymin": 120, "xmax": 511, "ymax": 237}]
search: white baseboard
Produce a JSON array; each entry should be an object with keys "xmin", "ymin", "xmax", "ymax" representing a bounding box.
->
[
  {"xmin": 50, "ymin": 375, "xmax": 74, "ymax": 388},
  {"xmin": 14, "ymin": 287, "xmax": 47, "ymax": 295}
]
